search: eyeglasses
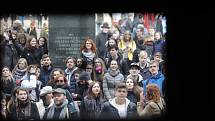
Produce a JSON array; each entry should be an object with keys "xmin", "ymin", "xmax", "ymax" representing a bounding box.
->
[
  {"xmin": 149, "ymin": 66, "xmax": 157, "ymax": 68},
  {"xmin": 56, "ymin": 80, "xmax": 64, "ymax": 83}
]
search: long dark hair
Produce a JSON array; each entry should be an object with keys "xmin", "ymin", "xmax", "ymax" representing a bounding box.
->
[{"xmin": 86, "ymin": 81, "xmax": 103, "ymax": 99}]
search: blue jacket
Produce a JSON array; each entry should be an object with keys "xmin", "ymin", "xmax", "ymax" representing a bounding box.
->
[{"xmin": 142, "ymin": 72, "xmax": 165, "ymax": 96}]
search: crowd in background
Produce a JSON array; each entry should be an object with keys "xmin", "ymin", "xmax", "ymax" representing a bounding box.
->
[{"xmin": 0, "ymin": 13, "xmax": 166, "ymax": 120}]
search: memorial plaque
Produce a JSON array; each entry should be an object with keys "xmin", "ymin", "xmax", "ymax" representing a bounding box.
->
[{"xmin": 49, "ymin": 14, "xmax": 95, "ymax": 68}]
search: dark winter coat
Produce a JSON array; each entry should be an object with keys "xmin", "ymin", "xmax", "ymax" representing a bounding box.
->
[
  {"xmin": 95, "ymin": 32, "xmax": 109, "ymax": 59},
  {"xmin": 153, "ymin": 39, "xmax": 165, "ymax": 56},
  {"xmin": 39, "ymin": 66, "xmax": 53, "ymax": 88},
  {"xmin": 99, "ymin": 98, "xmax": 137, "ymax": 119},
  {"xmin": 127, "ymin": 91, "xmax": 138, "ymax": 104},
  {"xmin": 80, "ymin": 96, "xmax": 106, "ymax": 119},
  {"xmin": 0, "ymin": 40, "xmax": 19, "ymax": 70}
]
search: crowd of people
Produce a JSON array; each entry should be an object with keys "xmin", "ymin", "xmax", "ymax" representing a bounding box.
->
[{"xmin": 0, "ymin": 13, "xmax": 166, "ymax": 120}]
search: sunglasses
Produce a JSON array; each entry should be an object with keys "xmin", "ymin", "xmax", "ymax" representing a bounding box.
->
[{"xmin": 56, "ymin": 80, "xmax": 64, "ymax": 83}]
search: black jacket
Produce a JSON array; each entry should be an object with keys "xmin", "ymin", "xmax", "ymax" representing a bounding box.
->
[
  {"xmin": 99, "ymin": 99, "xmax": 137, "ymax": 119},
  {"xmin": 80, "ymin": 96, "xmax": 106, "ymax": 119},
  {"xmin": 8, "ymin": 102, "xmax": 40, "ymax": 120},
  {"xmin": 95, "ymin": 32, "xmax": 109, "ymax": 59},
  {"xmin": 0, "ymin": 40, "xmax": 19, "ymax": 70}
]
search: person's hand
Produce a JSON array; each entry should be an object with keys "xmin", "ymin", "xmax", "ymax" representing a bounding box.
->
[{"xmin": 139, "ymin": 91, "xmax": 145, "ymax": 103}]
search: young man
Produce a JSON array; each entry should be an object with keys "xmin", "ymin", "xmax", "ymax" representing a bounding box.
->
[
  {"xmin": 99, "ymin": 83, "xmax": 137, "ymax": 119},
  {"xmin": 39, "ymin": 54, "xmax": 53, "ymax": 88},
  {"xmin": 126, "ymin": 62, "xmax": 143, "ymax": 87},
  {"xmin": 43, "ymin": 88, "xmax": 78, "ymax": 120},
  {"xmin": 36, "ymin": 86, "xmax": 54, "ymax": 119},
  {"xmin": 142, "ymin": 60, "xmax": 165, "ymax": 97},
  {"xmin": 8, "ymin": 87, "xmax": 40, "ymax": 120}
]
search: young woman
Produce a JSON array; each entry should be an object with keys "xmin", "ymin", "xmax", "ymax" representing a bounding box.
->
[
  {"xmin": 12, "ymin": 58, "xmax": 28, "ymax": 82},
  {"xmin": 80, "ymin": 37, "xmax": 97, "ymax": 64},
  {"xmin": 102, "ymin": 60, "xmax": 124, "ymax": 100},
  {"xmin": 47, "ymin": 68, "xmax": 65, "ymax": 87},
  {"xmin": 1, "ymin": 67, "xmax": 15, "ymax": 103},
  {"xmin": 80, "ymin": 81, "xmax": 106, "ymax": 119},
  {"xmin": 153, "ymin": 31, "xmax": 166, "ymax": 57},
  {"xmin": 118, "ymin": 30, "xmax": 136, "ymax": 65},
  {"xmin": 125, "ymin": 77, "xmax": 143, "ymax": 104},
  {"xmin": 38, "ymin": 37, "xmax": 48, "ymax": 54},
  {"xmin": 137, "ymin": 84, "xmax": 166, "ymax": 119},
  {"xmin": 93, "ymin": 58, "xmax": 106, "ymax": 83},
  {"xmin": 19, "ymin": 36, "xmax": 44, "ymax": 66}
]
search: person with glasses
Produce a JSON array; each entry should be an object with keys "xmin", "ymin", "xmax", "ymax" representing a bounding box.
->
[
  {"xmin": 53, "ymin": 74, "xmax": 74, "ymax": 104},
  {"xmin": 99, "ymin": 83, "xmax": 137, "ymax": 119},
  {"xmin": 142, "ymin": 60, "xmax": 165, "ymax": 97},
  {"xmin": 80, "ymin": 37, "xmax": 98, "ymax": 64}
]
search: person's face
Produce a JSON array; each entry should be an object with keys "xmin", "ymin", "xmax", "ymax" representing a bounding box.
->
[
  {"xmin": 53, "ymin": 71, "xmax": 61, "ymax": 80},
  {"xmin": 92, "ymin": 83, "xmax": 101, "ymax": 95},
  {"xmin": 86, "ymin": 65, "xmax": 93, "ymax": 74},
  {"xmin": 139, "ymin": 55, "xmax": 148, "ymax": 63},
  {"xmin": 2, "ymin": 68, "xmax": 11, "ymax": 77},
  {"xmin": 39, "ymin": 38, "xmax": 45, "ymax": 46},
  {"xmin": 129, "ymin": 67, "xmax": 139, "ymax": 76},
  {"xmin": 136, "ymin": 29, "xmax": 143, "ymax": 38},
  {"xmin": 20, "ymin": 37, "xmax": 26, "ymax": 44},
  {"xmin": 149, "ymin": 63, "xmax": 159, "ymax": 75},
  {"xmin": 74, "ymin": 73, "xmax": 79, "ymax": 81},
  {"xmin": 124, "ymin": 32, "xmax": 131, "ymax": 41},
  {"xmin": 12, "ymin": 34, "xmax": 16, "ymax": 40},
  {"xmin": 112, "ymin": 34, "xmax": 118, "ymax": 40},
  {"xmin": 85, "ymin": 40, "xmax": 92, "ymax": 50},
  {"xmin": 44, "ymin": 92, "xmax": 53, "ymax": 103},
  {"xmin": 18, "ymin": 61, "xmax": 26, "ymax": 70},
  {"xmin": 76, "ymin": 59, "xmax": 82, "ymax": 66},
  {"xmin": 42, "ymin": 57, "xmax": 51, "ymax": 66},
  {"xmin": 53, "ymin": 93, "xmax": 66, "ymax": 106},
  {"xmin": 29, "ymin": 66, "xmax": 37, "ymax": 74},
  {"xmin": 66, "ymin": 59, "xmax": 75, "ymax": 69},
  {"xmin": 115, "ymin": 88, "xmax": 127, "ymax": 100},
  {"xmin": 155, "ymin": 33, "xmax": 161, "ymax": 40},
  {"xmin": 94, "ymin": 59, "xmax": 101, "ymax": 67},
  {"xmin": 149, "ymin": 29, "xmax": 155, "ymax": 36},
  {"xmin": 109, "ymin": 48, "xmax": 117, "ymax": 57},
  {"xmin": 30, "ymin": 38, "xmax": 37, "ymax": 47},
  {"xmin": 56, "ymin": 77, "xmax": 65, "ymax": 86},
  {"xmin": 102, "ymin": 28, "xmax": 109, "ymax": 33},
  {"xmin": 110, "ymin": 60, "xmax": 118, "ymax": 71},
  {"xmin": 108, "ymin": 39, "xmax": 116, "ymax": 46},
  {"xmin": 126, "ymin": 78, "xmax": 134, "ymax": 90},
  {"xmin": 154, "ymin": 55, "xmax": 161, "ymax": 62},
  {"xmin": 17, "ymin": 90, "xmax": 28, "ymax": 102},
  {"xmin": 1, "ymin": 99, "xmax": 6, "ymax": 106}
]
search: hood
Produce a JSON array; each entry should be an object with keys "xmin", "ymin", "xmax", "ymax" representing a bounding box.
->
[{"xmin": 109, "ymin": 97, "xmax": 130, "ymax": 110}]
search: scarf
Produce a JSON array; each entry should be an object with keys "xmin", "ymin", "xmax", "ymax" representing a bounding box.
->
[
  {"xmin": 108, "ymin": 69, "xmax": 120, "ymax": 77},
  {"xmin": 47, "ymin": 99, "xmax": 69, "ymax": 120},
  {"xmin": 13, "ymin": 67, "xmax": 27, "ymax": 80},
  {"xmin": 82, "ymin": 50, "xmax": 95, "ymax": 62},
  {"xmin": 16, "ymin": 100, "xmax": 31, "ymax": 120}
]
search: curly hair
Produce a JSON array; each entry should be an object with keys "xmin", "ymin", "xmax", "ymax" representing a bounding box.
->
[
  {"xmin": 146, "ymin": 84, "xmax": 161, "ymax": 103},
  {"xmin": 80, "ymin": 37, "xmax": 97, "ymax": 53}
]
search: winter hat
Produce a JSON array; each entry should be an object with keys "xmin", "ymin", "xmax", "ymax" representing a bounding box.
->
[
  {"xmin": 40, "ymin": 86, "xmax": 53, "ymax": 96},
  {"xmin": 79, "ymin": 71, "xmax": 91, "ymax": 81}
]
